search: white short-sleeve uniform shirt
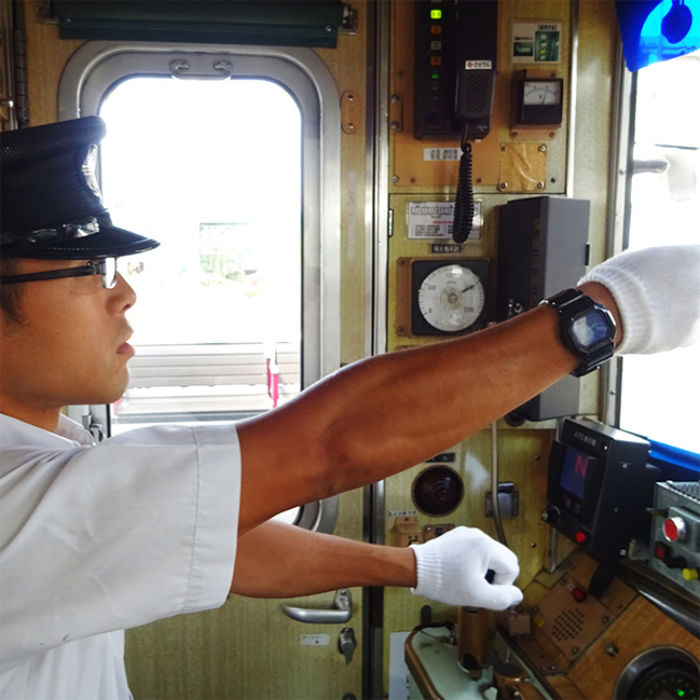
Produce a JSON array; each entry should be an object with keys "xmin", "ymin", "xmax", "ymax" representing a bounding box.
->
[{"xmin": 0, "ymin": 414, "xmax": 241, "ymax": 700}]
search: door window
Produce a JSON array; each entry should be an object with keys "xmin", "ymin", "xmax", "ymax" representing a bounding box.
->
[{"xmin": 99, "ymin": 76, "xmax": 302, "ymax": 429}]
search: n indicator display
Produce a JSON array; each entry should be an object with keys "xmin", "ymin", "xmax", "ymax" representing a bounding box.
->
[{"xmin": 559, "ymin": 446, "xmax": 595, "ymax": 500}]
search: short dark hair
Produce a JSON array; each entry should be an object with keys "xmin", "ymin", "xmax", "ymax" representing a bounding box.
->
[{"xmin": 0, "ymin": 257, "xmax": 25, "ymax": 326}]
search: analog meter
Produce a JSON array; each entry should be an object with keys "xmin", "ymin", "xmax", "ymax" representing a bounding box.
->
[
  {"xmin": 516, "ymin": 77, "xmax": 564, "ymax": 125},
  {"xmin": 410, "ymin": 259, "xmax": 488, "ymax": 336}
]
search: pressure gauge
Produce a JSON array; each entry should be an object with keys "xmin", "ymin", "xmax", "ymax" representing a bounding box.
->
[
  {"xmin": 411, "ymin": 259, "xmax": 488, "ymax": 336},
  {"xmin": 516, "ymin": 77, "xmax": 564, "ymax": 125}
]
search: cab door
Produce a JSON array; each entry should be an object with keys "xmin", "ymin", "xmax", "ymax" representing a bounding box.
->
[{"xmin": 60, "ymin": 41, "xmax": 368, "ymax": 700}]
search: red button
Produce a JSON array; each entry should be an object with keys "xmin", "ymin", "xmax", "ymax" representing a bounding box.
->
[
  {"xmin": 664, "ymin": 518, "xmax": 679, "ymax": 541},
  {"xmin": 655, "ymin": 541, "xmax": 671, "ymax": 561},
  {"xmin": 575, "ymin": 530, "xmax": 588, "ymax": 544},
  {"xmin": 572, "ymin": 587, "xmax": 587, "ymax": 603},
  {"xmin": 663, "ymin": 516, "xmax": 686, "ymax": 542}
]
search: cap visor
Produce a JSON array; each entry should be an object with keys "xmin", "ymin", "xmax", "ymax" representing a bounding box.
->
[{"xmin": 4, "ymin": 226, "xmax": 160, "ymax": 260}]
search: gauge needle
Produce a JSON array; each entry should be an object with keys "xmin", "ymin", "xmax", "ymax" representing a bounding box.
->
[{"xmin": 462, "ymin": 284, "xmax": 475, "ymax": 292}]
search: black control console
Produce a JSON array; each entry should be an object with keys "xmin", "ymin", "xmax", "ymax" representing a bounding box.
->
[{"xmin": 545, "ymin": 418, "xmax": 661, "ymax": 561}]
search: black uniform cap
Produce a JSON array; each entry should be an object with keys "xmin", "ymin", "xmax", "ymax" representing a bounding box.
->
[{"xmin": 0, "ymin": 116, "xmax": 159, "ymax": 259}]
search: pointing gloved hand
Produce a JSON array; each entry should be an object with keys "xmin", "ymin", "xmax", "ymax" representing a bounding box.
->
[
  {"xmin": 578, "ymin": 244, "xmax": 700, "ymax": 355},
  {"xmin": 409, "ymin": 526, "xmax": 523, "ymax": 610}
]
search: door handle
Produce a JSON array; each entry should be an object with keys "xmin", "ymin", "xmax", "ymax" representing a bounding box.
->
[{"xmin": 281, "ymin": 588, "xmax": 352, "ymax": 623}]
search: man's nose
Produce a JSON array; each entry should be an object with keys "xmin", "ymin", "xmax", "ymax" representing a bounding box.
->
[{"xmin": 112, "ymin": 272, "xmax": 137, "ymax": 311}]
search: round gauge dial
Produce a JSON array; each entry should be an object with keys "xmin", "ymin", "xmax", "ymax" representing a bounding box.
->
[
  {"xmin": 615, "ymin": 647, "xmax": 699, "ymax": 700},
  {"xmin": 417, "ymin": 264, "xmax": 485, "ymax": 333}
]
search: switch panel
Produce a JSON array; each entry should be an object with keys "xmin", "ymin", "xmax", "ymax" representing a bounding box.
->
[{"xmin": 649, "ymin": 481, "xmax": 700, "ymax": 600}]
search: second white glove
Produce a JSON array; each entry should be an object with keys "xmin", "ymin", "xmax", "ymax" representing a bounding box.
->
[
  {"xmin": 578, "ymin": 244, "xmax": 700, "ymax": 355},
  {"xmin": 409, "ymin": 526, "xmax": 523, "ymax": 610}
]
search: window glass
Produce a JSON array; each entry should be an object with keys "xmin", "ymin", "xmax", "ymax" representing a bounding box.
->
[
  {"xmin": 98, "ymin": 77, "xmax": 302, "ymax": 428},
  {"xmin": 620, "ymin": 50, "xmax": 700, "ymax": 453}
]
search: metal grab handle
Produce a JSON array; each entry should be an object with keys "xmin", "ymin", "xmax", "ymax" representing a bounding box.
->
[
  {"xmin": 281, "ymin": 589, "xmax": 352, "ymax": 624},
  {"xmin": 169, "ymin": 58, "xmax": 233, "ymax": 80}
]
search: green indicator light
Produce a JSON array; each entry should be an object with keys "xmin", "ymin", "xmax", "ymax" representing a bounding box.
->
[
  {"xmin": 431, "ymin": 72, "xmax": 439, "ymax": 80},
  {"xmin": 677, "ymin": 691, "xmax": 684, "ymax": 697},
  {"xmin": 430, "ymin": 9, "xmax": 442, "ymax": 19}
]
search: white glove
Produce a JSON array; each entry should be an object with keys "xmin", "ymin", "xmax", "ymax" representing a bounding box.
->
[
  {"xmin": 409, "ymin": 526, "xmax": 523, "ymax": 610},
  {"xmin": 578, "ymin": 244, "xmax": 700, "ymax": 355}
]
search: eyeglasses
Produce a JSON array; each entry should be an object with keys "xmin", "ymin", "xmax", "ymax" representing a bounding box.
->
[{"xmin": 0, "ymin": 258, "xmax": 119, "ymax": 289}]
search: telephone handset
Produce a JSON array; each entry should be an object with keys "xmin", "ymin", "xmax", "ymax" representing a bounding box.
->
[
  {"xmin": 452, "ymin": 59, "xmax": 496, "ymax": 243},
  {"xmin": 455, "ymin": 59, "xmax": 496, "ymax": 141},
  {"xmin": 413, "ymin": 0, "xmax": 498, "ymax": 242}
]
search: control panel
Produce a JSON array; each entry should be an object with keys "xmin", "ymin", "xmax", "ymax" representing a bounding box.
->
[
  {"xmin": 544, "ymin": 418, "xmax": 661, "ymax": 561},
  {"xmin": 413, "ymin": 0, "xmax": 497, "ymax": 140},
  {"xmin": 650, "ymin": 481, "xmax": 700, "ymax": 600}
]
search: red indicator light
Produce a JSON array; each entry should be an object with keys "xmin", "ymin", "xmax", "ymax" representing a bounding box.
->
[
  {"xmin": 575, "ymin": 530, "xmax": 588, "ymax": 544},
  {"xmin": 663, "ymin": 516, "xmax": 686, "ymax": 542},
  {"xmin": 655, "ymin": 541, "xmax": 670, "ymax": 561},
  {"xmin": 571, "ymin": 587, "xmax": 587, "ymax": 603}
]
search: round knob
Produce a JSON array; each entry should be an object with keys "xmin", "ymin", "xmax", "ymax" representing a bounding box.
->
[
  {"xmin": 541, "ymin": 506, "xmax": 560, "ymax": 524},
  {"xmin": 412, "ymin": 466, "xmax": 463, "ymax": 516},
  {"xmin": 681, "ymin": 568, "xmax": 698, "ymax": 581},
  {"xmin": 663, "ymin": 516, "xmax": 687, "ymax": 542}
]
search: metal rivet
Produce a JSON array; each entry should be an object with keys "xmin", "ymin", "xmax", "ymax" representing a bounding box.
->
[
  {"xmin": 392, "ymin": 175, "xmax": 399, "ymax": 183},
  {"xmin": 539, "ymin": 144, "xmax": 547, "ymax": 152},
  {"xmin": 500, "ymin": 145, "xmax": 508, "ymax": 152},
  {"xmin": 499, "ymin": 182, "xmax": 509, "ymax": 191},
  {"xmin": 537, "ymin": 182, "xmax": 545, "ymax": 189}
]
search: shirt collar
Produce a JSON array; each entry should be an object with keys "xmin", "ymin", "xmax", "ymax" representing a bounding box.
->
[{"xmin": 0, "ymin": 412, "xmax": 95, "ymax": 448}]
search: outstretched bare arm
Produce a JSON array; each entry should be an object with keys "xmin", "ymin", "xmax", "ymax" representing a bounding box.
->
[
  {"xmin": 231, "ymin": 519, "xmax": 416, "ymax": 597},
  {"xmin": 236, "ymin": 282, "xmax": 621, "ymax": 535}
]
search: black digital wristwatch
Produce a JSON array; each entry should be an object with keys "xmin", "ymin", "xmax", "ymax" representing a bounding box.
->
[{"xmin": 540, "ymin": 289, "xmax": 617, "ymax": 377}]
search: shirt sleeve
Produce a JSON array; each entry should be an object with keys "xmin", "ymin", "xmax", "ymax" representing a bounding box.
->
[{"xmin": 0, "ymin": 423, "xmax": 241, "ymax": 665}]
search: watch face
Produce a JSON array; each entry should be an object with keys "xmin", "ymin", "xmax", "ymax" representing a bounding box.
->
[{"xmin": 570, "ymin": 309, "xmax": 614, "ymax": 349}]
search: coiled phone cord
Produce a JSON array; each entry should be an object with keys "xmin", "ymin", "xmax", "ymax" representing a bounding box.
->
[{"xmin": 452, "ymin": 137, "xmax": 474, "ymax": 243}]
